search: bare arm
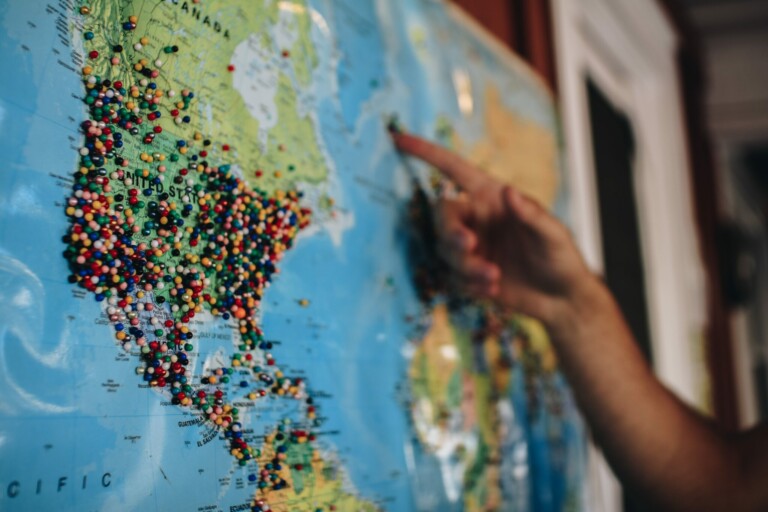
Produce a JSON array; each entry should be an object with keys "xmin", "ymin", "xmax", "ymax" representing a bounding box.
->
[
  {"xmin": 552, "ymin": 273, "xmax": 768, "ymax": 511},
  {"xmin": 392, "ymin": 131, "xmax": 768, "ymax": 511}
]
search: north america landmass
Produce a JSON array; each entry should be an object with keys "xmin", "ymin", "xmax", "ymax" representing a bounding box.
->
[{"xmin": 63, "ymin": 1, "xmax": 377, "ymax": 511}]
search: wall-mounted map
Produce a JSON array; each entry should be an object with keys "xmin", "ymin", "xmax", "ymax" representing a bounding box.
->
[{"xmin": 0, "ymin": 1, "xmax": 585, "ymax": 511}]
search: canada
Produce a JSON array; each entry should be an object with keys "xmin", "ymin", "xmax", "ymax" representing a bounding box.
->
[{"xmin": 163, "ymin": 0, "xmax": 231, "ymax": 39}]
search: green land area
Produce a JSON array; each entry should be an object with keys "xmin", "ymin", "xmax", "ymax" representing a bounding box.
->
[
  {"xmin": 84, "ymin": 0, "xmax": 328, "ymax": 196},
  {"xmin": 77, "ymin": 0, "xmax": 332, "ymax": 311},
  {"xmin": 256, "ymin": 432, "xmax": 381, "ymax": 512}
]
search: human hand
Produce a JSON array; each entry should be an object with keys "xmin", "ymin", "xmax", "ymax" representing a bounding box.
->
[{"xmin": 392, "ymin": 131, "xmax": 598, "ymax": 326}]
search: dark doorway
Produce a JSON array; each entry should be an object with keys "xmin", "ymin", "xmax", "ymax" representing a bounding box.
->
[{"xmin": 587, "ymin": 79, "xmax": 655, "ymax": 512}]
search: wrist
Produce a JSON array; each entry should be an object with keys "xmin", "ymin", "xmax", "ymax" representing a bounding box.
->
[{"xmin": 543, "ymin": 270, "xmax": 612, "ymax": 341}]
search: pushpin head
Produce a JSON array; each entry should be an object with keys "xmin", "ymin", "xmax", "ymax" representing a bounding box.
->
[{"xmin": 386, "ymin": 114, "xmax": 404, "ymax": 134}]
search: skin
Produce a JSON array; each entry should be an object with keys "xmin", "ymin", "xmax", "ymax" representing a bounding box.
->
[{"xmin": 392, "ymin": 131, "xmax": 768, "ymax": 512}]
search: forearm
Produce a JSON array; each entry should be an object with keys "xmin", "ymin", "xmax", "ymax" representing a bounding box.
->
[{"xmin": 544, "ymin": 274, "xmax": 747, "ymax": 511}]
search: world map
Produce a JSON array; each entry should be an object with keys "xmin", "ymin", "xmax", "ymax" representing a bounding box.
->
[{"xmin": 0, "ymin": 1, "xmax": 585, "ymax": 511}]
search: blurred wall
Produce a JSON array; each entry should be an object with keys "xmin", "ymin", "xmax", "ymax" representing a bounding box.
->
[
  {"xmin": 686, "ymin": 0, "xmax": 768, "ymax": 427},
  {"xmin": 689, "ymin": 0, "xmax": 768, "ymax": 141}
]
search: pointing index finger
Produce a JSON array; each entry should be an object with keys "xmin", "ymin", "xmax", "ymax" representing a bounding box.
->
[{"xmin": 391, "ymin": 132, "xmax": 489, "ymax": 193}]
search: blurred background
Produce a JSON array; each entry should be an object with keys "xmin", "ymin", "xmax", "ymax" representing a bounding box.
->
[{"xmin": 448, "ymin": 0, "xmax": 768, "ymax": 510}]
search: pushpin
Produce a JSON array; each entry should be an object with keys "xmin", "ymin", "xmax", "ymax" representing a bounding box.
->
[{"xmin": 386, "ymin": 114, "xmax": 404, "ymax": 134}]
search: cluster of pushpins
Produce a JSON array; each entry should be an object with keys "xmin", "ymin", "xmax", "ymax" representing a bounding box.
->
[{"xmin": 65, "ymin": 7, "xmax": 328, "ymax": 511}]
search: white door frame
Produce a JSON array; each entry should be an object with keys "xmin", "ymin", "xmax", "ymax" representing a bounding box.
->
[{"xmin": 551, "ymin": 0, "xmax": 710, "ymax": 510}]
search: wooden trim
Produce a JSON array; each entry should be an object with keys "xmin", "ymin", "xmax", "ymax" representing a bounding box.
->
[
  {"xmin": 517, "ymin": 0, "xmax": 558, "ymax": 89},
  {"xmin": 658, "ymin": 0, "xmax": 740, "ymax": 431},
  {"xmin": 451, "ymin": 0, "xmax": 516, "ymax": 49}
]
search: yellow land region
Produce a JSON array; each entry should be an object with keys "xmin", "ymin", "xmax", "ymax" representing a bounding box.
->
[{"xmin": 456, "ymin": 85, "xmax": 559, "ymax": 207}]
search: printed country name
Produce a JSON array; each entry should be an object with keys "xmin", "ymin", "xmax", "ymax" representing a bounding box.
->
[
  {"xmin": 198, "ymin": 428, "xmax": 220, "ymax": 447},
  {"xmin": 162, "ymin": 0, "xmax": 231, "ymax": 39},
  {"xmin": 179, "ymin": 417, "xmax": 205, "ymax": 427},
  {"xmin": 3, "ymin": 473, "xmax": 112, "ymax": 499},
  {"xmin": 123, "ymin": 170, "xmax": 187, "ymax": 198}
]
